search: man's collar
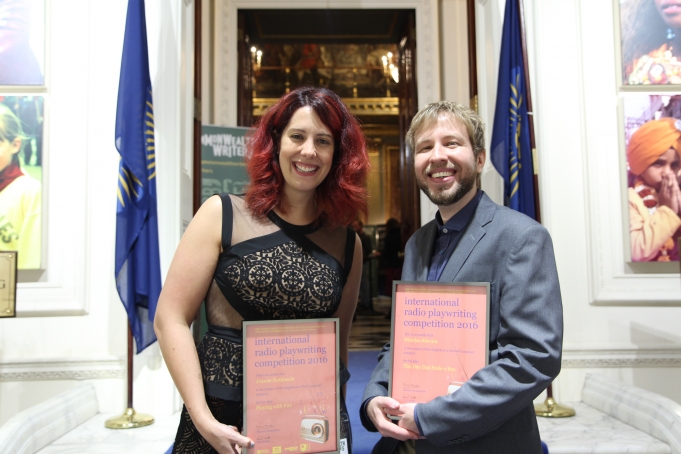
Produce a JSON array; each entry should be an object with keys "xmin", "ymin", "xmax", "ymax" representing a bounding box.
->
[{"xmin": 435, "ymin": 189, "xmax": 483, "ymax": 231}]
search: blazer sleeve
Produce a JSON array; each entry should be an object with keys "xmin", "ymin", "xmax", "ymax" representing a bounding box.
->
[
  {"xmin": 416, "ymin": 223, "xmax": 563, "ymax": 446},
  {"xmin": 358, "ymin": 342, "xmax": 392, "ymax": 432}
]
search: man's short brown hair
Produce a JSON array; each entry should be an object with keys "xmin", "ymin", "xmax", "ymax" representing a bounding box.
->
[{"xmin": 405, "ymin": 101, "xmax": 486, "ymax": 158}]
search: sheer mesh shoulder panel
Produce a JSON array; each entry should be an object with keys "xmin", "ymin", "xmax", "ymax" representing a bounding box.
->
[
  {"xmin": 306, "ymin": 226, "xmax": 349, "ymax": 268},
  {"xmin": 205, "ymin": 280, "xmax": 242, "ymax": 328},
  {"xmin": 205, "ymin": 195, "xmax": 278, "ymax": 328}
]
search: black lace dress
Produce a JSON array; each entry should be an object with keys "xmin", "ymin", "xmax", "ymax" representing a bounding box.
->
[{"xmin": 172, "ymin": 194, "xmax": 355, "ymax": 454}]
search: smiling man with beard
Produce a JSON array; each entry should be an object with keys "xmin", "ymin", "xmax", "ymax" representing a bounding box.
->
[{"xmin": 359, "ymin": 101, "xmax": 563, "ymax": 454}]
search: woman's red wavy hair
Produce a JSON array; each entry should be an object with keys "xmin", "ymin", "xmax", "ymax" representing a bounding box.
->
[{"xmin": 245, "ymin": 87, "xmax": 369, "ymax": 228}]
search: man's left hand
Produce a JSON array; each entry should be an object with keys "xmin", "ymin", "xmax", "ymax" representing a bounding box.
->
[{"xmin": 396, "ymin": 403, "xmax": 421, "ymax": 436}]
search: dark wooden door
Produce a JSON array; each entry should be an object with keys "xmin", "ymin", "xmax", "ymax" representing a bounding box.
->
[
  {"xmin": 192, "ymin": 0, "xmax": 202, "ymax": 215},
  {"xmin": 237, "ymin": 11, "xmax": 253, "ymax": 127},
  {"xmin": 398, "ymin": 11, "xmax": 420, "ymax": 239}
]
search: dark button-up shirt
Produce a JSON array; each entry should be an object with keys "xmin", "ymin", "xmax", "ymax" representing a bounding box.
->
[
  {"xmin": 414, "ymin": 189, "xmax": 482, "ymax": 436},
  {"xmin": 427, "ymin": 189, "xmax": 483, "ymax": 282}
]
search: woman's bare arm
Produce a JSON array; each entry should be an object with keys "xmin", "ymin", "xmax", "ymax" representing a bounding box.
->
[{"xmin": 154, "ymin": 195, "xmax": 253, "ymax": 453}]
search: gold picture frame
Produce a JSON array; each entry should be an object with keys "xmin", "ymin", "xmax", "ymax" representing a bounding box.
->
[{"xmin": 0, "ymin": 251, "xmax": 18, "ymax": 318}]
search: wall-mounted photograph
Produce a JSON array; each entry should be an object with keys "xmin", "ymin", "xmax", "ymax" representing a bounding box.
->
[
  {"xmin": 0, "ymin": 0, "xmax": 45, "ymax": 86},
  {"xmin": 0, "ymin": 95, "xmax": 42, "ymax": 269},
  {"xmin": 619, "ymin": 0, "xmax": 681, "ymax": 85},
  {"xmin": 623, "ymin": 94, "xmax": 681, "ymax": 262}
]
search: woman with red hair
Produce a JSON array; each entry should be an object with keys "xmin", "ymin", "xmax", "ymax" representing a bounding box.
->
[{"xmin": 155, "ymin": 87, "xmax": 369, "ymax": 453}]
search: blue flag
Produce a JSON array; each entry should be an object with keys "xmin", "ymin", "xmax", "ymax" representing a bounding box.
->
[
  {"xmin": 490, "ymin": 0, "xmax": 536, "ymax": 220},
  {"xmin": 114, "ymin": 0, "xmax": 161, "ymax": 354}
]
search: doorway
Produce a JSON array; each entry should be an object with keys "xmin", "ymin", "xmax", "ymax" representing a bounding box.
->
[
  {"xmin": 236, "ymin": 9, "xmax": 419, "ymax": 304},
  {"xmin": 238, "ymin": 9, "xmax": 419, "ymax": 230}
]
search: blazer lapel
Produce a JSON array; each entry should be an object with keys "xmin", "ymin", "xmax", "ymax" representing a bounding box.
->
[
  {"xmin": 416, "ymin": 221, "xmax": 438, "ymax": 281},
  {"xmin": 438, "ymin": 192, "xmax": 496, "ymax": 282}
]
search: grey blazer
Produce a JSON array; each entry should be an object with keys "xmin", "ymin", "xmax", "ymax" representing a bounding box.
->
[{"xmin": 360, "ymin": 192, "xmax": 563, "ymax": 453}]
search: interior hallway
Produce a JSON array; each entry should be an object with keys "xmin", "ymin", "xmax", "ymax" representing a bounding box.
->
[{"xmin": 349, "ymin": 296, "xmax": 393, "ymax": 351}]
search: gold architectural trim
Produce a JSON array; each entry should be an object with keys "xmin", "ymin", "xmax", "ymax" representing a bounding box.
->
[
  {"xmin": 253, "ymin": 97, "xmax": 400, "ymax": 117},
  {"xmin": 362, "ymin": 124, "xmax": 401, "ymax": 137}
]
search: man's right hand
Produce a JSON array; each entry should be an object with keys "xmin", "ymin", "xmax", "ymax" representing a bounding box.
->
[{"xmin": 366, "ymin": 397, "xmax": 420, "ymax": 441}]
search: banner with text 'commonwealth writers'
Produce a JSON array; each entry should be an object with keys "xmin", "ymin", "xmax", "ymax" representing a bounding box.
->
[{"xmin": 201, "ymin": 125, "xmax": 250, "ymax": 204}]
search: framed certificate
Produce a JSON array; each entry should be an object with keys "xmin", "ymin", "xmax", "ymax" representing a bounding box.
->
[
  {"xmin": 389, "ymin": 281, "xmax": 490, "ymax": 403},
  {"xmin": 243, "ymin": 318, "xmax": 341, "ymax": 454}
]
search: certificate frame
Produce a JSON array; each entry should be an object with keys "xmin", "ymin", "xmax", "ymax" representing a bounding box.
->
[
  {"xmin": 243, "ymin": 318, "xmax": 341, "ymax": 454},
  {"xmin": 388, "ymin": 281, "xmax": 490, "ymax": 403}
]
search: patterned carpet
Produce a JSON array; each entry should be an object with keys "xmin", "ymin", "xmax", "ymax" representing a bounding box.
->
[
  {"xmin": 346, "ymin": 296, "xmax": 393, "ymax": 453},
  {"xmin": 346, "ymin": 350, "xmax": 382, "ymax": 453}
]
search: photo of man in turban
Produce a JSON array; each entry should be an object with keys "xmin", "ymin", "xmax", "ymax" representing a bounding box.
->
[{"xmin": 627, "ymin": 117, "xmax": 681, "ymax": 261}]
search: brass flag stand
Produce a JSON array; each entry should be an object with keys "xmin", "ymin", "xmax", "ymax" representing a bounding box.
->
[
  {"xmin": 534, "ymin": 384, "xmax": 575, "ymax": 418},
  {"xmin": 105, "ymin": 324, "xmax": 154, "ymax": 429}
]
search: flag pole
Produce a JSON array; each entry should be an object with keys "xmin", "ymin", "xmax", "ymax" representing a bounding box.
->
[
  {"xmin": 516, "ymin": 0, "xmax": 574, "ymax": 418},
  {"xmin": 105, "ymin": 324, "xmax": 154, "ymax": 429},
  {"xmin": 517, "ymin": 0, "xmax": 541, "ymax": 223},
  {"xmin": 108, "ymin": 0, "xmax": 161, "ymax": 428}
]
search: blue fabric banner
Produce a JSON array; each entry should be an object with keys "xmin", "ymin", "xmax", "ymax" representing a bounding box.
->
[
  {"xmin": 114, "ymin": 0, "xmax": 161, "ymax": 354},
  {"xmin": 490, "ymin": 0, "xmax": 536, "ymax": 220}
]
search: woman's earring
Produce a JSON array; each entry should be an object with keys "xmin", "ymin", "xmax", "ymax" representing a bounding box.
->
[{"xmin": 668, "ymin": 28, "xmax": 676, "ymax": 40}]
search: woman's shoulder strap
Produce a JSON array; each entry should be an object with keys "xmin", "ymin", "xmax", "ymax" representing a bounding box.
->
[{"xmin": 218, "ymin": 193, "xmax": 234, "ymax": 250}]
